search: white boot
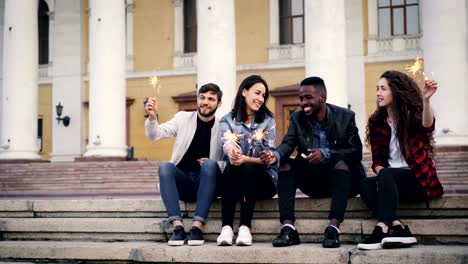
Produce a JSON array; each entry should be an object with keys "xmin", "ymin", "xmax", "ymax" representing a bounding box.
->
[
  {"xmin": 236, "ymin": 225, "xmax": 253, "ymax": 246},
  {"xmin": 217, "ymin": 225, "xmax": 234, "ymax": 246}
]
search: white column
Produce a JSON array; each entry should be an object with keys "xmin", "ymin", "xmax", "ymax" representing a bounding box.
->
[
  {"xmin": 125, "ymin": 0, "xmax": 134, "ymax": 72},
  {"xmin": 367, "ymin": 0, "xmax": 378, "ymax": 37},
  {"xmin": 50, "ymin": 0, "xmax": 84, "ymax": 162},
  {"xmin": 197, "ymin": 0, "xmax": 236, "ymax": 116},
  {"xmin": 84, "ymin": 0, "xmax": 127, "ymax": 157},
  {"xmin": 422, "ymin": 0, "xmax": 468, "ymax": 146},
  {"xmin": 174, "ymin": 0, "xmax": 183, "ymax": 56},
  {"xmin": 346, "ymin": 0, "xmax": 366, "ymax": 142},
  {"xmin": 0, "ymin": 0, "xmax": 4, "ymax": 136},
  {"xmin": 304, "ymin": 0, "xmax": 347, "ymax": 107},
  {"xmin": 0, "ymin": 0, "xmax": 40, "ymax": 160},
  {"xmin": 269, "ymin": 0, "xmax": 279, "ymax": 47}
]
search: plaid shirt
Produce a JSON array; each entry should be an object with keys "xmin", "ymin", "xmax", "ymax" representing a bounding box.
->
[{"xmin": 368, "ymin": 113, "xmax": 444, "ymax": 200}]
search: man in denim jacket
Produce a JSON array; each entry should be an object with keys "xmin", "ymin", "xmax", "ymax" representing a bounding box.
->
[{"xmin": 261, "ymin": 77, "xmax": 365, "ymax": 248}]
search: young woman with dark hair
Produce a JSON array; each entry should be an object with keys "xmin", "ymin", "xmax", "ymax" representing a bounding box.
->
[
  {"xmin": 358, "ymin": 70, "xmax": 444, "ymax": 250},
  {"xmin": 216, "ymin": 75, "xmax": 278, "ymax": 246}
]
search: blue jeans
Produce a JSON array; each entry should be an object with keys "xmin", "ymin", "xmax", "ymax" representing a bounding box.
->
[{"xmin": 158, "ymin": 160, "xmax": 220, "ymax": 224}]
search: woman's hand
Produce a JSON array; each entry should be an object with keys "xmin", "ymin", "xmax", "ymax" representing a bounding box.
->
[
  {"xmin": 423, "ymin": 79, "xmax": 438, "ymax": 101},
  {"xmin": 228, "ymin": 144, "xmax": 242, "ymax": 164},
  {"xmin": 230, "ymin": 155, "xmax": 247, "ymax": 166}
]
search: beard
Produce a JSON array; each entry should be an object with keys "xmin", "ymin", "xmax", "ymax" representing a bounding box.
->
[{"xmin": 198, "ymin": 105, "xmax": 218, "ymax": 118}]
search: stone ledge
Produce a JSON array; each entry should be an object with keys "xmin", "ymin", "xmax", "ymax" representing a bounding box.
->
[
  {"xmin": 0, "ymin": 218, "xmax": 466, "ymax": 244},
  {"xmin": 0, "ymin": 241, "xmax": 467, "ymax": 264},
  {"xmin": 1, "ymin": 195, "xmax": 467, "ymax": 214}
]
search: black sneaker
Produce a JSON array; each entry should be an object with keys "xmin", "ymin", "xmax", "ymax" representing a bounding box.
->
[
  {"xmin": 381, "ymin": 225, "xmax": 417, "ymax": 249},
  {"xmin": 322, "ymin": 225, "xmax": 340, "ymax": 248},
  {"xmin": 187, "ymin": 226, "xmax": 205, "ymax": 246},
  {"xmin": 168, "ymin": 225, "xmax": 186, "ymax": 246},
  {"xmin": 272, "ymin": 225, "xmax": 301, "ymax": 247},
  {"xmin": 357, "ymin": 226, "xmax": 387, "ymax": 250}
]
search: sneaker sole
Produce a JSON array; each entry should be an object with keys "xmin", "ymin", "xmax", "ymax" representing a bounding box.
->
[
  {"xmin": 168, "ymin": 240, "xmax": 185, "ymax": 246},
  {"xmin": 187, "ymin": 240, "xmax": 204, "ymax": 246},
  {"xmin": 357, "ymin": 242, "xmax": 382, "ymax": 250},
  {"xmin": 272, "ymin": 241, "xmax": 300, "ymax": 247},
  {"xmin": 236, "ymin": 240, "xmax": 252, "ymax": 246},
  {"xmin": 382, "ymin": 237, "xmax": 417, "ymax": 249},
  {"xmin": 217, "ymin": 240, "xmax": 233, "ymax": 246}
]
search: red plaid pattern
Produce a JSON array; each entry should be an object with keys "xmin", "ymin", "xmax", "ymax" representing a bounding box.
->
[{"xmin": 368, "ymin": 114, "xmax": 444, "ymax": 200}]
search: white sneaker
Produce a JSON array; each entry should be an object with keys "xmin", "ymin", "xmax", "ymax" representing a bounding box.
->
[
  {"xmin": 236, "ymin": 226, "xmax": 253, "ymax": 246},
  {"xmin": 217, "ymin": 225, "xmax": 234, "ymax": 246}
]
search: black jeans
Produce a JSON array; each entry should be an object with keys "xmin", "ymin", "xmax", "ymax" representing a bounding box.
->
[
  {"xmin": 221, "ymin": 163, "xmax": 277, "ymax": 228},
  {"xmin": 278, "ymin": 158, "xmax": 358, "ymax": 223},
  {"xmin": 360, "ymin": 167, "xmax": 427, "ymax": 225}
]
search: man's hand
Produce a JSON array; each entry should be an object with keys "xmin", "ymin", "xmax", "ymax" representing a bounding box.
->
[
  {"xmin": 259, "ymin": 150, "xmax": 277, "ymax": 165},
  {"xmin": 197, "ymin": 157, "xmax": 209, "ymax": 166},
  {"xmin": 304, "ymin": 148, "xmax": 323, "ymax": 165},
  {"xmin": 145, "ymin": 97, "xmax": 158, "ymax": 121}
]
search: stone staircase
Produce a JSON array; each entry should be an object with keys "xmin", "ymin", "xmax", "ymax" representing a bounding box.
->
[
  {"xmin": 0, "ymin": 196, "xmax": 467, "ymax": 263},
  {"xmin": 0, "ymin": 149, "xmax": 468, "ymax": 263},
  {"xmin": 1, "ymin": 150, "xmax": 468, "ymax": 197}
]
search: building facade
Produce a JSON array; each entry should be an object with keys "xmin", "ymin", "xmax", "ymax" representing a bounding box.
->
[{"xmin": 0, "ymin": 0, "xmax": 467, "ymax": 162}]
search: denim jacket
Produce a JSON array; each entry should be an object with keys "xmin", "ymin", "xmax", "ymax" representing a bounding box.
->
[{"xmin": 219, "ymin": 112, "xmax": 279, "ymax": 188}]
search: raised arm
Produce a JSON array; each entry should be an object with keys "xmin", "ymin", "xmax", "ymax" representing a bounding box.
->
[{"xmin": 422, "ymin": 79, "xmax": 437, "ymax": 128}]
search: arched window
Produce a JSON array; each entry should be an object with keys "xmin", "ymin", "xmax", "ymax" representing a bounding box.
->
[{"xmin": 38, "ymin": 0, "xmax": 49, "ymax": 65}]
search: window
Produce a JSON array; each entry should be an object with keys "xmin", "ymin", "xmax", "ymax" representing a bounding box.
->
[
  {"xmin": 279, "ymin": 0, "xmax": 304, "ymax": 45},
  {"xmin": 183, "ymin": 0, "xmax": 197, "ymax": 53},
  {"xmin": 378, "ymin": 0, "xmax": 419, "ymax": 37},
  {"xmin": 38, "ymin": 0, "xmax": 49, "ymax": 65}
]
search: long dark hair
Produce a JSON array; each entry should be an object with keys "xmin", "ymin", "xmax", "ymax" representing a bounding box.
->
[
  {"xmin": 232, "ymin": 75, "xmax": 273, "ymax": 123},
  {"xmin": 366, "ymin": 70, "xmax": 434, "ymax": 158}
]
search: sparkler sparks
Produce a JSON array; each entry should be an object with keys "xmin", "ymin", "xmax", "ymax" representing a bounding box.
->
[
  {"xmin": 148, "ymin": 74, "xmax": 161, "ymax": 96},
  {"xmin": 405, "ymin": 57, "xmax": 435, "ymax": 81}
]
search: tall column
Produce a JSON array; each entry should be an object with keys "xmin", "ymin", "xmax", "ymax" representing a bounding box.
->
[
  {"xmin": 50, "ymin": 0, "xmax": 84, "ymax": 162},
  {"xmin": 0, "ymin": 0, "xmax": 40, "ymax": 160},
  {"xmin": 84, "ymin": 0, "xmax": 127, "ymax": 157},
  {"xmin": 125, "ymin": 0, "xmax": 134, "ymax": 72},
  {"xmin": 173, "ymin": 0, "xmax": 183, "ymax": 56},
  {"xmin": 422, "ymin": 0, "xmax": 468, "ymax": 145},
  {"xmin": 346, "ymin": 0, "xmax": 366, "ymax": 141},
  {"xmin": 197, "ymin": 0, "xmax": 236, "ymax": 116},
  {"xmin": 304, "ymin": 0, "xmax": 347, "ymax": 108}
]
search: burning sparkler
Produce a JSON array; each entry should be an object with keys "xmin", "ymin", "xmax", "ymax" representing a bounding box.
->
[
  {"xmin": 405, "ymin": 57, "xmax": 435, "ymax": 81},
  {"xmin": 148, "ymin": 73, "xmax": 161, "ymax": 97},
  {"xmin": 251, "ymin": 129, "xmax": 268, "ymax": 156}
]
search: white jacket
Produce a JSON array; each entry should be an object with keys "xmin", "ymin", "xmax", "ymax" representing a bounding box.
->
[{"xmin": 145, "ymin": 111, "xmax": 225, "ymax": 172}]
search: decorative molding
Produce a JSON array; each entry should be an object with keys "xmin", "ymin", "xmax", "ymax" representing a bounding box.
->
[
  {"xmin": 125, "ymin": 3, "xmax": 135, "ymax": 13},
  {"xmin": 174, "ymin": 52, "xmax": 197, "ymax": 69},
  {"xmin": 366, "ymin": 35, "xmax": 422, "ymax": 63},
  {"xmin": 268, "ymin": 44, "xmax": 304, "ymax": 62},
  {"xmin": 173, "ymin": 0, "xmax": 183, "ymax": 8}
]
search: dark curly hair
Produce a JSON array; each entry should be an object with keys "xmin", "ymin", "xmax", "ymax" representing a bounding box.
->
[{"xmin": 366, "ymin": 70, "xmax": 435, "ymax": 159}]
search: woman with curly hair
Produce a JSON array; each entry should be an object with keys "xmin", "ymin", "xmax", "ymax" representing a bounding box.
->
[{"xmin": 358, "ymin": 70, "xmax": 444, "ymax": 250}]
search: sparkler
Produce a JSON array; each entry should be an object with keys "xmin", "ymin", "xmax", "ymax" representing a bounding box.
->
[
  {"xmin": 405, "ymin": 57, "xmax": 435, "ymax": 81},
  {"xmin": 148, "ymin": 73, "xmax": 161, "ymax": 97},
  {"xmin": 251, "ymin": 129, "xmax": 268, "ymax": 156}
]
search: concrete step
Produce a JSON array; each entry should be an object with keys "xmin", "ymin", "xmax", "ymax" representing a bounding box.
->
[
  {"xmin": 1, "ymin": 195, "xmax": 467, "ymax": 218},
  {"xmin": 1, "ymin": 217, "xmax": 467, "ymax": 244},
  {"xmin": 0, "ymin": 241, "xmax": 467, "ymax": 264}
]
